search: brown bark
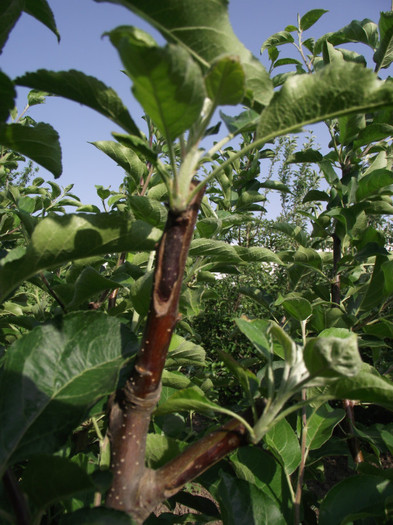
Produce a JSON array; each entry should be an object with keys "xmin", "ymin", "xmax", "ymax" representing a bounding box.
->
[{"xmin": 106, "ymin": 184, "xmax": 205, "ymax": 517}]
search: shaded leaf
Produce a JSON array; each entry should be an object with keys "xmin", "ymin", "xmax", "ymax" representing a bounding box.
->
[
  {"xmin": 0, "ymin": 0, "xmax": 23, "ymax": 54},
  {"xmin": 108, "ymin": 27, "xmax": 205, "ymax": 140},
  {"xmin": 154, "ymin": 387, "xmax": 227, "ymax": 418},
  {"xmin": 0, "ymin": 213, "xmax": 162, "ymax": 302},
  {"xmin": 0, "ymin": 122, "xmax": 61, "ymax": 178},
  {"xmin": 315, "ymin": 19, "xmax": 379, "ymax": 54},
  {"xmin": 20, "ymin": 455, "xmax": 94, "ymax": 510},
  {"xmin": 95, "ymin": 0, "xmax": 273, "ymax": 109},
  {"xmin": 166, "ymin": 334, "xmax": 205, "ymax": 368},
  {"xmin": 0, "ymin": 311, "xmax": 138, "ymax": 475},
  {"xmin": 16, "ymin": 69, "xmax": 140, "ymax": 136},
  {"xmin": 0, "ymin": 71, "xmax": 16, "ymax": 122},
  {"xmin": 128, "ymin": 195, "xmax": 167, "ymax": 228},
  {"xmin": 217, "ymin": 472, "xmax": 286, "ymax": 525},
  {"xmin": 287, "ymin": 149, "xmax": 323, "ymax": 163},
  {"xmin": 24, "ymin": 0, "xmax": 60, "ymax": 42},
  {"xmin": 275, "ymin": 293, "xmax": 312, "ymax": 321},
  {"xmin": 356, "ymin": 169, "xmax": 393, "ymax": 201},
  {"xmin": 220, "ymin": 109, "xmax": 259, "ymax": 133},
  {"xmin": 235, "ymin": 318, "xmax": 271, "ymax": 360},
  {"xmin": 68, "ymin": 266, "xmax": 123, "ymax": 308},
  {"xmin": 319, "ymin": 474, "xmax": 393, "ymax": 525},
  {"xmin": 205, "ymin": 55, "xmax": 245, "ymax": 106}
]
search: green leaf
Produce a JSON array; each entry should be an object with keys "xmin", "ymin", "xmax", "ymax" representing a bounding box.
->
[
  {"xmin": 259, "ymin": 180, "xmax": 291, "ymax": 192},
  {"xmin": 166, "ymin": 334, "xmax": 205, "ymax": 368},
  {"xmin": 374, "ymin": 11, "xmax": 393, "ymax": 71},
  {"xmin": 306, "ymin": 404, "xmax": 345, "ymax": 450},
  {"xmin": 257, "ymin": 63, "xmax": 393, "ymax": 143},
  {"xmin": 0, "ymin": 72, "xmax": 16, "ymax": 122},
  {"xmin": 319, "ymin": 474, "xmax": 393, "ymax": 525},
  {"xmin": 0, "ymin": 0, "xmax": 23, "ymax": 53},
  {"xmin": 264, "ymin": 417, "xmax": 301, "ymax": 475},
  {"xmin": 217, "ymin": 349, "xmax": 258, "ymax": 400},
  {"xmin": 20, "ymin": 454, "xmax": 94, "ymax": 511},
  {"xmin": 0, "ymin": 311, "xmax": 138, "ymax": 475},
  {"xmin": 205, "ymin": 55, "xmax": 245, "ymax": 106},
  {"xmin": 112, "ymin": 132, "xmax": 157, "ymax": 164},
  {"xmin": 236, "ymin": 246, "xmax": 283, "ymax": 266},
  {"xmin": 91, "ymin": 140, "xmax": 147, "ymax": 185},
  {"xmin": 303, "ymin": 189, "xmax": 330, "ymax": 203},
  {"xmin": 230, "ymin": 448, "xmax": 293, "ymax": 523},
  {"xmin": 304, "ymin": 329, "xmax": 362, "ymax": 379},
  {"xmin": 67, "ymin": 266, "xmax": 123, "ymax": 308},
  {"xmin": 275, "ymin": 293, "xmax": 312, "ymax": 321},
  {"xmin": 128, "ymin": 195, "xmax": 167, "ymax": 228},
  {"xmin": 353, "ymin": 123, "xmax": 393, "ymax": 149},
  {"xmin": 0, "ymin": 122, "xmax": 61, "ymax": 178},
  {"xmin": 271, "ymin": 222, "xmax": 309, "ymax": 247},
  {"xmin": 60, "ymin": 508, "xmax": 137, "ymax": 525},
  {"xmin": 261, "ymin": 31, "xmax": 294, "ymax": 52},
  {"xmin": 16, "ymin": 70, "xmax": 141, "ymax": 136},
  {"xmin": 108, "ymin": 27, "xmax": 205, "ymax": 140},
  {"xmin": 189, "ymin": 238, "xmax": 242, "ymax": 263},
  {"xmin": 315, "ymin": 19, "xmax": 379, "ymax": 53},
  {"xmin": 145, "ymin": 433, "xmax": 187, "ymax": 469},
  {"xmin": 273, "ymin": 58, "xmax": 302, "ymax": 68},
  {"xmin": 24, "ymin": 0, "xmax": 60, "ymax": 42},
  {"xmin": 269, "ymin": 322, "xmax": 296, "ymax": 365},
  {"xmin": 0, "ymin": 213, "xmax": 162, "ymax": 302},
  {"xmin": 154, "ymin": 387, "xmax": 227, "ymax": 418},
  {"xmin": 299, "ymin": 9, "xmax": 328, "ymax": 31},
  {"xmin": 287, "ymin": 149, "xmax": 323, "ymax": 163},
  {"xmin": 217, "ymin": 472, "xmax": 286, "ymax": 525},
  {"xmin": 95, "ymin": 0, "xmax": 273, "ymax": 109},
  {"xmin": 235, "ymin": 318, "xmax": 271, "ymax": 360},
  {"xmin": 356, "ymin": 169, "xmax": 393, "ymax": 201},
  {"xmin": 220, "ymin": 109, "xmax": 259, "ymax": 133}
]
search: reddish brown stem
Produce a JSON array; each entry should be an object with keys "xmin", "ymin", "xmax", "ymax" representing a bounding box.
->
[{"xmin": 106, "ymin": 184, "xmax": 205, "ymax": 517}]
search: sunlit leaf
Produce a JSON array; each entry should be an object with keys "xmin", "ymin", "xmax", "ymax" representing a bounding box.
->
[
  {"xmin": 264, "ymin": 417, "xmax": 301, "ymax": 475},
  {"xmin": 0, "ymin": 213, "xmax": 162, "ymax": 302},
  {"xmin": 91, "ymin": 141, "xmax": 147, "ymax": 185},
  {"xmin": 257, "ymin": 63, "xmax": 393, "ymax": 143},
  {"xmin": 374, "ymin": 11, "xmax": 393, "ymax": 71},
  {"xmin": 299, "ymin": 9, "xmax": 328, "ymax": 31}
]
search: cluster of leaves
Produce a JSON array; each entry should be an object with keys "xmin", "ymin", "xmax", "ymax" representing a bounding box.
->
[{"xmin": 1, "ymin": 2, "xmax": 393, "ymax": 524}]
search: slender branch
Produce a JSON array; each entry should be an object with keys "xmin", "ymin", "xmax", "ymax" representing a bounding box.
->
[{"xmin": 294, "ymin": 390, "xmax": 308, "ymax": 525}]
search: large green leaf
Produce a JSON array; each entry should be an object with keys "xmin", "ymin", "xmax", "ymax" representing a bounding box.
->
[
  {"xmin": 94, "ymin": 0, "xmax": 273, "ymax": 109},
  {"xmin": 166, "ymin": 334, "xmax": 206, "ymax": 368},
  {"xmin": 0, "ymin": 0, "xmax": 23, "ymax": 53},
  {"xmin": 189, "ymin": 238, "xmax": 242, "ymax": 263},
  {"xmin": 264, "ymin": 417, "xmax": 301, "ymax": 475},
  {"xmin": 326, "ymin": 363, "xmax": 393, "ymax": 410},
  {"xmin": 24, "ymin": 0, "xmax": 60, "ymax": 41},
  {"xmin": 217, "ymin": 472, "xmax": 286, "ymax": 525},
  {"xmin": 16, "ymin": 70, "xmax": 141, "ymax": 136},
  {"xmin": 67, "ymin": 266, "xmax": 124, "ymax": 308},
  {"xmin": 374, "ymin": 11, "xmax": 393, "ymax": 71},
  {"xmin": 305, "ymin": 404, "xmax": 345, "ymax": 451},
  {"xmin": 275, "ymin": 293, "xmax": 312, "ymax": 321},
  {"xmin": 0, "ymin": 213, "xmax": 162, "ymax": 302},
  {"xmin": 0, "ymin": 311, "xmax": 138, "ymax": 475},
  {"xmin": 235, "ymin": 318, "xmax": 271, "ymax": 361},
  {"xmin": 319, "ymin": 474, "xmax": 393, "ymax": 525},
  {"xmin": 304, "ymin": 329, "xmax": 362, "ymax": 379},
  {"xmin": 108, "ymin": 27, "xmax": 205, "ymax": 140},
  {"xmin": 257, "ymin": 63, "xmax": 393, "ymax": 143},
  {"xmin": 0, "ymin": 122, "xmax": 61, "ymax": 178},
  {"xmin": 205, "ymin": 55, "xmax": 245, "ymax": 106},
  {"xmin": 230, "ymin": 447, "xmax": 293, "ymax": 522}
]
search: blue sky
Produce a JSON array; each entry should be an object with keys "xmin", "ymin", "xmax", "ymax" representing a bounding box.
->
[{"xmin": 1, "ymin": 0, "xmax": 390, "ymax": 207}]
